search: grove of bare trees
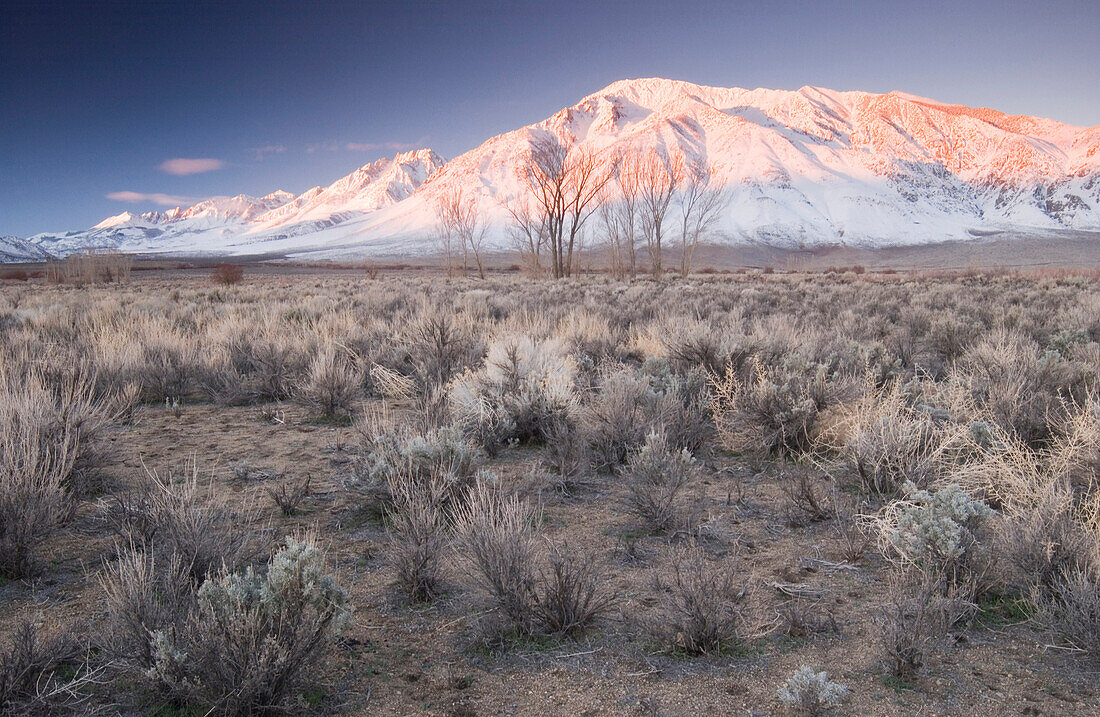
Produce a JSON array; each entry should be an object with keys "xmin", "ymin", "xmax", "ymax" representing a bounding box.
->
[
  {"xmin": 435, "ymin": 187, "xmax": 488, "ymax": 278},
  {"xmin": 509, "ymin": 137, "xmax": 616, "ymax": 279},
  {"xmin": 676, "ymin": 160, "xmax": 726, "ymax": 277},
  {"xmin": 511, "ymin": 138, "xmax": 726, "ymax": 280}
]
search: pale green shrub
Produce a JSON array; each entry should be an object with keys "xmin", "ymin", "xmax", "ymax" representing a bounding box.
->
[
  {"xmin": 355, "ymin": 423, "xmax": 483, "ymax": 510},
  {"xmin": 777, "ymin": 665, "xmax": 849, "ymax": 715},
  {"xmin": 879, "ymin": 482, "xmax": 991, "ymax": 583},
  {"xmin": 148, "ymin": 536, "xmax": 350, "ymax": 714},
  {"xmin": 450, "ymin": 335, "xmax": 578, "ymax": 453}
]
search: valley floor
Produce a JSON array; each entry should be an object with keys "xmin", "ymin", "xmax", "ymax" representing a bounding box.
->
[{"xmin": 1, "ymin": 269, "xmax": 1099, "ymax": 715}]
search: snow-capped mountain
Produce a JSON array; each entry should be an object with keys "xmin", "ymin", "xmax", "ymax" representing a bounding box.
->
[
  {"xmin": 15, "ymin": 79, "xmax": 1100, "ymax": 260},
  {"xmin": 28, "ymin": 150, "xmax": 445, "ymax": 257},
  {"xmin": 0, "ymin": 235, "xmax": 53, "ymax": 263},
  {"xmin": 246, "ymin": 149, "xmax": 445, "ymax": 239},
  {"xmin": 31, "ymin": 191, "xmax": 300, "ymax": 257}
]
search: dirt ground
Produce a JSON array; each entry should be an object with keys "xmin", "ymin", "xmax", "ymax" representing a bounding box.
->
[{"xmin": 4, "ymin": 393, "xmax": 1098, "ymax": 716}]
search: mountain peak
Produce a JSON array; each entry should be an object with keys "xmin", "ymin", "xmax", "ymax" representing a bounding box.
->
[{"xmin": 91, "ymin": 211, "xmax": 145, "ymax": 230}]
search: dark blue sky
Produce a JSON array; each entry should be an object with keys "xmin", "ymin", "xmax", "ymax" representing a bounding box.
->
[{"xmin": 2, "ymin": 0, "xmax": 1098, "ymax": 236}]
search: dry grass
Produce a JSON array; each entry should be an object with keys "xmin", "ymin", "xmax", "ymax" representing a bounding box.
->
[{"xmin": 2, "ymin": 267, "xmax": 1100, "ymax": 714}]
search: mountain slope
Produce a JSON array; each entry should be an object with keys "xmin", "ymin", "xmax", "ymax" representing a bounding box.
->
[
  {"xmin": 28, "ymin": 150, "xmax": 445, "ymax": 257},
  {"xmin": 0, "ymin": 235, "xmax": 53, "ymax": 263},
  {"xmin": 17, "ymin": 79, "xmax": 1100, "ymax": 259}
]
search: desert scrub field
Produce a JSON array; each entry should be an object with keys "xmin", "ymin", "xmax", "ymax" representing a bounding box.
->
[{"xmin": 1, "ymin": 266, "xmax": 1099, "ymax": 716}]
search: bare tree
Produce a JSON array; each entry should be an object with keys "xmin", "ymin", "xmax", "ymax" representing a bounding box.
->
[
  {"xmin": 434, "ymin": 193, "xmax": 459, "ymax": 276},
  {"xmin": 637, "ymin": 150, "xmax": 684, "ymax": 277},
  {"xmin": 599, "ymin": 151, "xmax": 644, "ymax": 279},
  {"xmin": 520, "ymin": 136, "xmax": 614, "ymax": 279},
  {"xmin": 618, "ymin": 153, "xmax": 643, "ymax": 279},
  {"xmin": 437, "ymin": 187, "xmax": 488, "ymax": 278},
  {"xmin": 677, "ymin": 161, "xmax": 727, "ymax": 277},
  {"xmin": 598, "ymin": 201, "xmax": 627, "ymax": 280},
  {"xmin": 504, "ymin": 195, "xmax": 549, "ymax": 277}
]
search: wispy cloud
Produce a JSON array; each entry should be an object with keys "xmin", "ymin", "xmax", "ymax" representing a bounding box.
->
[
  {"xmin": 158, "ymin": 157, "xmax": 225, "ymax": 175},
  {"xmin": 107, "ymin": 191, "xmax": 197, "ymax": 206},
  {"xmin": 345, "ymin": 140, "xmax": 420, "ymax": 152},
  {"xmin": 306, "ymin": 139, "xmax": 427, "ymax": 154},
  {"xmin": 306, "ymin": 141, "xmax": 340, "ymax": 154},
  {"xmin": 247, "ymin": 144, "xmax": 286, "ymax": 161}
]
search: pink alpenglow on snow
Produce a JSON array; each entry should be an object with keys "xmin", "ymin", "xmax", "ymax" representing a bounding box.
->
[{"xmin": 27, "ymin": 79, "xmax": 1100, "ymax": 260}]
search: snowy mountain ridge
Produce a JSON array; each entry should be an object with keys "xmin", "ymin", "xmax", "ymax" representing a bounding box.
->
[
  {"xmin": 0, "ymin": 235, "xmax": 54, "ymax": 263},
  {"xmin": 16, "ymin": 78, "xmax": 1100, "ymax": 260}
]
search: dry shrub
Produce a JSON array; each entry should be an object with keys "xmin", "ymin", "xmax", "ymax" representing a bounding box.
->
[
  {"xmin": 585, "ymin": 369, "xmax": 655, "ymax": 471},
  {"xmin": 104, "ymin": 463, "xmax": 253, "ymax": 583},
  {"xmin": 654, "ymin": 367, "xmax": 715, "ymax": 456},
  {"xmin": 266, "ymin": 474, "xmax": 311, "ymax": 516},
  {"xmin": 586, "ymin": 363, "xmax": 713, "ymax": 473},
  {"xmin": 387, "ymin": 471, "xmax": 449, "ymax": 602},
  {"xmin": 206, "ymin": 334, "xmax": 304, "ymax": 404},
  {"xmin": 953, "ymin": 329, "xmax": 1091, "ymax": 446},
  {"xmin": 558, "ymin": 310, "xmax": 621, "ymax": 368},
  {"xmin": 2, "ymin": 360, "xmax": 113, "ymax": 496},
  {"xmin": 951, "ymin": 413, "xmax": 1100, "ymax": 599},
  {"xmin": 823, "ymin": 382, "xmax": 960, "ymax": 497},
  {"xmin": 874, "ymin": 571, "xmax": 971, "ymax": 678},
  {"xmin": 778, "ymin": 600, "xmax": 839, "ymax": 638},
  {"xmin": 453, "ymin": 481, "xmax": 612, "ymax": 640},
  {"xmin": 927, "ymin": 314, "xmax": 977, "ymax": 366},
  {"xmin": 370, "ymin": 363, "xmax": 417, "ymax": 402},
  {"xmin": 1038, "ymin": 561, "xmax": 1100, "ymax": 659},
  {"xmin": 0, "ymin": 619, "xmax": 84, "ymax": 715},
  {"xmin": 212, "ymin": 262, "xmax": 244, "ymax": 285},
  {"xmin": 404, "ymin": 311, "xmax": 477, "ymax": 389},
  {"xmin": 0, "ymin": 365, "xmax": 107, "ymax": 577},
  {"xmin": 953, "ymin": 399, "xmax": 1099, "ymax": 509},
  {"xmin": 298, "ymin": 345, "xmax": 362, "ymax": 419},
  {"xmin": 101, "ymin": 548, "xmax": 192, "ymax": 668},
  {"xmin": 542, "ymin": 415, "xmax": 590, "ymax": 490},
  {"xmin": 998, "ymin": 483, "xmax": 1093, "ymax": 596},
  {"xmin": 711, "ymin": 356, "xmax": 859, "ymax": 456},
  {"xmin": 140, "ymin": 335, "xmax": 199, "ymax": 401},
  {"xmin": 665, "ymin": 326, "xmax": 734, "ymax": 378},
  {"xmin": 449, "ymin": 335, "xmax": 578, "ymax": 454},
  {"xmin": 0, "ymin": 425, "xmax": 69, "ymax": 578},
  {"xmin": 534, "ymin": 541, "xmax": 616, "ymax": 635},
  {"xmin": 649, "ymin": 545, "xmax": 751, "ymax": 655},
  {"xmin": 832, "ymin": 498, "xmax": 873, "ymax": 564},
  {"xmin": 1049, "ymin": 399, "xmax": 1100, "ymax": 495},
  {"xmin": 780, "ymin": 465, "xmax": 832, "ymax": 525},
  {"xmin": 453, "ymin": 482, "xmax": 540, "ymax": 635},
  {"xmin": 623, "ymin": 431, "xmax": 700, "ymax": 534}
]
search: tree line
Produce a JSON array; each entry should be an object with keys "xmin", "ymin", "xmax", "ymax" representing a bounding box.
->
[{"xmin": 434, "ymin": 136, "xmax": 727, "ymax": 279}]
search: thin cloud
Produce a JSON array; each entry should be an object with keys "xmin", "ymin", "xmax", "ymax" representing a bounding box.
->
[
  {"xmin": 158, "ymin": 158, "xmax": 225, "ymax": 175},
  {"xmin": 345, "ymin": 140, "xmax": 419, "ymax": 152},
  {"xmin": 247, "ymin": 144, "xmax": 286, "ymax": 161},
  {"xmin": 107, "ymin": 191, "xmax": 197, "ymax": 206},
  {"xmin": 306, "ymin": 142, "xmax": 340, "ymax": 154},
  {"xmin": 307, "ymin": 139, "xmax": 428, "ymax": 154}
]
